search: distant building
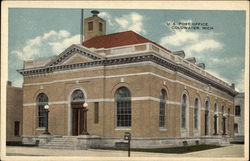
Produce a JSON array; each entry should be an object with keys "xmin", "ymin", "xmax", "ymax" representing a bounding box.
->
[
  {"xmin": 233, "ymin": 93, "xmax": 244, "ymax": 142},
  {"xmin": 6, "ymin": 81, "xmax": 23, "ymax": 145},
  {"xmin": 18, "ymin": 11, "xmax": 237, "ymax": 149}
]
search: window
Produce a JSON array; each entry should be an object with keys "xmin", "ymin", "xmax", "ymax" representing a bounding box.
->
[
  {"xmin": 234, "ymin": 123, "xmax": 238, "ymax": 133},
  {"xmin": 214, "ymin": 103, "xmax": 218, "ymax": 135},
  {"xmin": 37, "ymin": 93, "xmax": 48, "ymax": 128},
  {"xmin": 14, "ymin": 121, "xmax": 20, "ymax": 136},
  {"xmin": 222, "ymin": 106, "xmax": 226, "ymax": 135},
  {"xmin": 235, "ymin": 105, "xmax": 241, "ymax": 116},
  {"xmin": 88, "ymin": 21, "xmax": 93, "ymax": 31},
  {"xmin": 194, "ymin": 98, "xmax": 199, "ymax": 129},
  {"xmin": 99, "ymin": 22, "xmax": 103, "ymax": 32},
  {"xmin": 205, "ymin": 100, "xmax": 210, "ymax": 135},
  {"xmin": 181, "ymin": 94, "xmax": 188, "ymax": 128},
  {"xmin": 115, "ymin": 87, "xmax": 131, "ymax": 127},
  {"xmin": 71, "ymin": 89, "xmax": 84, "ymax": 102},
  {"xmin": 159, "ymin": 89, "xmax": 167, "ymax": 128},
  {"xmin": 94, "ymin": 102, "xmax": 99, "ymax": 124}
]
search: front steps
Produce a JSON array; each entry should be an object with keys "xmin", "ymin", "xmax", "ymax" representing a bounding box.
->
[
  {"xmin": 39, "ymin": 136, "xmax": 80, "ymax": 150},
  {"xmin": 38, "ymin": 135, "xmax": 102, "ymax": 150}
]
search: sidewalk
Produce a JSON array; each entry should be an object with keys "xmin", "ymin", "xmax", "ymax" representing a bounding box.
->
[{"xmin": 6, "ymin": 144, "xmax": 244, "ymax": 157}]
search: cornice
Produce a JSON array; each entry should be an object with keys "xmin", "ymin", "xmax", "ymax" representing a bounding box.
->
[{"xmin": 17, "ymin": 52, "xmax": 237, "ymax": 96}]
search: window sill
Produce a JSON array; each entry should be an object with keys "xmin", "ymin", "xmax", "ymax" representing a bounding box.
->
[
  {"xmin": 159, "ymin": 128, "xmax": 167, "ymax": 131},
  {"xmin": 115, "ymin": 127, "xmax": 131, "ymax": 131},
  {"xmin": 36, "ymin": 127, "xmax": 46, "ymax": 131}
]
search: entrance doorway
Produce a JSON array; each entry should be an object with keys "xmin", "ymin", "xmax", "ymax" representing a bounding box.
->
[
  {"xmin": 71, "ymin": 102, "xmax": 84, "ymax": 136},
  {"xmin": 71, "ymin": 89, "xmax": 86, "ymax": 136}
]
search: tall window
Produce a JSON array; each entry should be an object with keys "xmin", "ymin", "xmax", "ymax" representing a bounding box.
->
[
  {"xmin": 115, "ymin": 87, "xmax": 131, "ymax": 127},
  {"xmin": 159, "ymin": 89, "xmax": 167, "ymax": 128},
  {"xmin": 214, "ymin": 103, "xmax": 218, "ymax": 135},
  {"xmin": 181, "ymin": 94, "xmax": 188, "ymax": 128},
  {"xmin": 228, "ymin": 108, "xmax": 230, "ymax": 133},
  {"xmin": 235, "ymin": 105, "xmax": 241, "ymax": 116},
  {"xmin": 37, "ymin": 93, "xmax": 48, "ymax": 128},
  {"xmin": 222, "ymin": 106, "xmax": 226, "ymax": 135},
  {"xmin": 205, "ymin": 100, "xmax": 210, "ymax": 135},
  {"xmin": 94, "ymin": 102, "xmax": 99, "ymax": 124},
  {"xmin": 194, "ymin": 98, "xmax": 199, "ymax": 129}
]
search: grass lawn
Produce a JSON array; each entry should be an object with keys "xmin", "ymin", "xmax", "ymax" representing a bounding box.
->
[{"xmin": 101, "ymin": 144, "xmax": 222, "ymax": 154}]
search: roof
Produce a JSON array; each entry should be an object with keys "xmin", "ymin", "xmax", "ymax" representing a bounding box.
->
[{"xmin": 82, "ymin": 30, "xmax": 171, "ymax": 53}]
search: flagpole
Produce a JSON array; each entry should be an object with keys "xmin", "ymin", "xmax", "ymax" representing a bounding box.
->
[{"xmin": 80, "ymin": 9, "xmax": 84, "ymax": 44}]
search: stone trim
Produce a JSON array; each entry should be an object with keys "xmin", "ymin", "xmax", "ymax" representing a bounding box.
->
[
  {"xmin": 115, "ymin": 128, "xmax": 131, "ymax": 131},
  {"xmin": 22, "ymin": 72, "xmax": 234, "ymax": 104},
  {"xmin": 23, "ymin": 97, "xmax": 181, "ymax": 106}
]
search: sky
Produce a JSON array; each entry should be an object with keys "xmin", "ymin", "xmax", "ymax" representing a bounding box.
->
[{"xmin": 8, "ymin": 8, "xmax": 246, "ymax": 92}]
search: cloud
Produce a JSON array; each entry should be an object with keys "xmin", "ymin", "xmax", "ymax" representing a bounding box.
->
[
  {"xmin": 99, "ymin": 12, "xmax": 114, "ymax": 26},
  {"xmin": 9, "ymin": 30, "xmax": 81, "ymax": 87},
  {"xmin": 11, "ymin": 30, "xmax": 80, "ymax": 61},
  {"xmin": 160, "ymin": 30, "xmax": 199, "ymax": 46},
  {"xmin": 49, "ymin": 34, "xmax": 80, "ymax": 54},
  {"xmin": 113, "ymin": 12, "xmax": 146, "ymax": 34},
  {"xmin": 185, "ymin": 39, "xmax": 223, "ymax": 53},
  {"xmin": 99, "ymin": 11, "xmax": 147, "ymax": 34}
]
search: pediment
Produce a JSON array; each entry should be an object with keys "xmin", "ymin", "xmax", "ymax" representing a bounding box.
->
[
  {"xmin": 46, "ymin": 44, "xmax": 104, "ymax": 66},
  {"xmin": 61, "ymin": 53, "xmax": 91, "ymax": 65}
]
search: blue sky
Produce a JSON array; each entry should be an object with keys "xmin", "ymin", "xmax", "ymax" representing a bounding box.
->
[{"xmin": 8, "ymin": 8, "xmax": 246, "ymax": 92}]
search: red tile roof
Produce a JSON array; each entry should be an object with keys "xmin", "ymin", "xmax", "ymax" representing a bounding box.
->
[{"xmin": 82, "ymin": 30, "xmax": 171, "ymax": 53}]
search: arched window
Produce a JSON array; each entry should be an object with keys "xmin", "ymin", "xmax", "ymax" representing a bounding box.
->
[
  {"xmin": 205, "ymin": 100, "xmax": 210, "ymax": 135},
  {"xmin": 71, "ymin": 89, "xmax": 84, "ymax": 102},
  {"xmin": 37, "ymin": 93, "xmax": 48, "ymax": 128},
  {"xmin": 213, "ymin": 103, "xmax": 218, "ymax": 135},
  {"xmin": 181, "ymin": 94, "xmax": 188, "ymax": 128},
  {"xmin": 194, "ymin": 98, "xmax": 199, "ymax": 129},
  {"xmin": 115, "ymin": 87, "xmax": 131, "ymax": 127},
  {"xmin": 159, "ymin": 89, "xmax": 167, "ymax": 128}
]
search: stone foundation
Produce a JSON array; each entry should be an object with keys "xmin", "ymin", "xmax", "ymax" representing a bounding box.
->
[{"xmin": 22, "ymin": 135, "xmax": 231, "ymax": 149}]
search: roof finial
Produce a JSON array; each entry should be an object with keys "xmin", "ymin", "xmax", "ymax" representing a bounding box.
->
[{"xmin": 91, "ymin": 10, "xmax": 99, "ymax": 16}]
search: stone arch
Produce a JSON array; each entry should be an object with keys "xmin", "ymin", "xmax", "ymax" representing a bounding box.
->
[{"xmin": 67, "ymin": 87, "xmax": 87, "ymax": 135}]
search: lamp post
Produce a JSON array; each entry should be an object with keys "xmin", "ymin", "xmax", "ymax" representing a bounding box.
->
[
  {"xmin": 43, "ymin": 104, "xmax": 51, "ymax": 135},
  {"xmin": 81, "ymin": 102, "xmax": 89, "ymax": 135}
]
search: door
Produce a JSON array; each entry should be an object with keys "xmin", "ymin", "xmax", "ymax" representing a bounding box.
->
[{"xmin": 71, "ymin": 102, "xmax": 84, "ymax": 136}]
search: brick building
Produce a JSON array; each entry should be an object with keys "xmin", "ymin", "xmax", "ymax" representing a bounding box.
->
[
  {"xmin": 6, "ymin": 81, "xmax": 23, "ymax": 145},
  {"xmin": 18, "ymin": 11, "xmax": 237, "ymax": 149},
  {"xmin": 233, "ymin": 93, "xmax": 244, "ymax": 143}
]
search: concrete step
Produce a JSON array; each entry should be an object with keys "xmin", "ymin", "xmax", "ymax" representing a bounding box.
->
[{"xmin": 39, "ymin": 136, "xmax": 80, "ymax": 150}]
